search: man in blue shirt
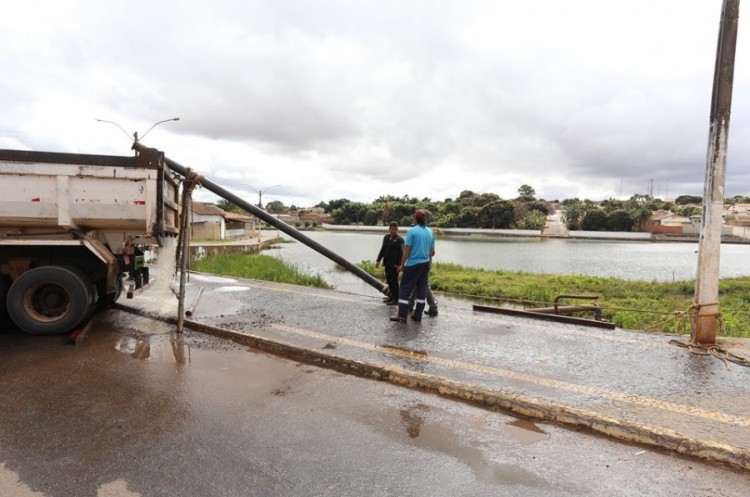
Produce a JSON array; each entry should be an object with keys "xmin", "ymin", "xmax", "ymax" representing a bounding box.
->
[{"xmin": 390, "ymin": 209, "xmax": 435, "ymax": 323}]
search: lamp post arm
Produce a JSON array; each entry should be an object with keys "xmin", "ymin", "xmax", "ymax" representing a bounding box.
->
[
  {"xmin": 94, "ymin": 119, "xmax": 134, "ymax": 141},
  {"xmin": 140, "ymin": 117, "xmax": 180, "ymax": 141}
]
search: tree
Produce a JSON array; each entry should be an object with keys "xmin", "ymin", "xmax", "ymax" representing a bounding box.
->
[
  {"xmin": 519, "ymin": 210, "xmax": 547, "ymax": 230},
  {"xmin": 674, "ymin": 195, "xmax": 702, "ymax": 205},
  {"xmin": 265, "ymin": 200, "xmax": 287, "ymax": 214},
  {"xmin": 478, "ymin": 200, "xmax": 514, "ymax": 229},
  {"xmin": 630, "ymin": 206, "xmax": 653, "ymax": 231},
  {"xmin": 455, "ymin": 206, "xmax": 480, "ymax": 228},
  {"xmin": 606, "ymin": 209, "xmax": 634, "ymax": 232},
  {"xmin": 380, "ymin": 203, "xmax": 394, "ymax": 224},
  {"xmin": 563, "ymin": 202, "xmax": 583, "ymax": 230},
  {"xmin": 326, "ymin": 198, "xmax": 350, "ymax": 213},
  {"xmin": 517, "ymin": 184, "xmax": 536, "ymax": 202},
  {"xmin": 676, "ymin": 205, "xmax": 701, "ymax": 217},
  {"xmin": 363, "ymin": 209, "xmax": 378, "ymax": 226},
  {"xmin": 434, "ymin": 213, "xmax": 455, "ymax": 227},
  {"xmin": 601, "ymin": 198, "xmax": 624, "ymax": 213},
  {"xmin": 330, "ymin": 200, "xmax": 367, "ymax": 224},
  {"xmin": 581, "ymin": 209, "xmax": 608, "ymax": 231},
  {"xmin": 525, "ymin": 201, "xmax": 549, "ymax": 215},
  {"xmin": 215, "ymin": 199, "xmax": 244, "ymax": 214}
]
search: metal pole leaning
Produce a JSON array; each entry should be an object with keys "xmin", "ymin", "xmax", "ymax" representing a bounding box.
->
[{"xmin": 145, "ymin": 147, "xmax": 387, "ymax": 295}]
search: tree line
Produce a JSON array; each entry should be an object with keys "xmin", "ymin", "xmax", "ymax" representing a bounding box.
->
[{"xmin": 218, "ymin": 188, "xmax": 750, "ymax": 232}]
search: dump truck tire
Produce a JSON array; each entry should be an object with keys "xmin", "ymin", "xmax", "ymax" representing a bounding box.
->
[{"xmin": 7, "ymin": 266, "xmax": 93, "ymax": 335}]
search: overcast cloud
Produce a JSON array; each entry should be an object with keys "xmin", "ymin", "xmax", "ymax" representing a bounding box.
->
[{"xmin": 1, "ymin": 0, "xmax": 748, "ymax": 208}]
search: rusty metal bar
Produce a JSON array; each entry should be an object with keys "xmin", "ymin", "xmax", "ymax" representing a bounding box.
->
[
  {"xmin": 527, "ymin": 304, "xmax": 603, "ymax": 321},
  {"xmin": 473, "ymin": 304, "xmax": 615, "ymax": 330}
]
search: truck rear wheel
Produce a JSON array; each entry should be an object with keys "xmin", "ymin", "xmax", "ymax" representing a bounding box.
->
[{"xmin": 7, "ymin": 266, "xmax": 94, "ymax": 335}]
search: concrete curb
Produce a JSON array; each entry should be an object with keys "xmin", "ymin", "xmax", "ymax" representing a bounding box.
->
[{"xmin": 114, "ymin": 304, "xmax": 750, "ymax": 472}]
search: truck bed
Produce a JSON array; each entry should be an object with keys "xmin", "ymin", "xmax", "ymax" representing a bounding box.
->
[{"xmin": 0, "ymin": 149, "xmax": 179, "ymax": 236}]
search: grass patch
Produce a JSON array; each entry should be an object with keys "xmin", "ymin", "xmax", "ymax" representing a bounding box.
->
[
  {"xmin": 358, "ymin": 261, "xmax": 750, "ymax": 337},
  {"xmin": 192, "ymin": 253, "xmax": 331, "ymax": 289}
]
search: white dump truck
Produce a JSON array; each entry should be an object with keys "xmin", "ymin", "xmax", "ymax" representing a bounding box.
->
[{"xmin": 0, "ymin": 147, "xmax": 180, "ymax": 335}]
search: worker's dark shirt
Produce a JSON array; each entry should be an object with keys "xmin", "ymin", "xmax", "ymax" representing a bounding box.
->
[{"xmin": 377, "ymin": 234, "xmax": 404, "ymax": 266}]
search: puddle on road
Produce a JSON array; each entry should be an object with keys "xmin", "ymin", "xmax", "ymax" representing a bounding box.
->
[
  {"xmin": 391, "ymin": 404, "xmax": 548, "ymax": 487},
  {"xmin": 114, "ymin": 334, "xmax": 192, "ymax": 364},
  {"xmin": 506, "ymin": 418, "xmax": 551, "ymax": 445},
  {"xmin": 0, "ymin": 462, "xmax": 45, "ymax": 497}
]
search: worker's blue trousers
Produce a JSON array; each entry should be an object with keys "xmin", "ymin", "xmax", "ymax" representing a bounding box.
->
[{"xmin": 397, "ymin": 261, "xmax": 430, "ymax": 319}]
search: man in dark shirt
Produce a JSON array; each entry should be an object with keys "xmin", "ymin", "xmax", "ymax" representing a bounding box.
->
[{"xmin": 376, "ymin": 221, "xmax": 404, "ymax": 305}]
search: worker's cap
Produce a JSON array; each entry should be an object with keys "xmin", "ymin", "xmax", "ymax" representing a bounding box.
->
[{"xmin": 414, "ymin": 209, "xmax": 427, "ymax": 220}]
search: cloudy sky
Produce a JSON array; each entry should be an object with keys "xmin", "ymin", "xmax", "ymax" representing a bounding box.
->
[{"xmin": 2, "ymin": 0, "xmax": 748, "ymax": 208}]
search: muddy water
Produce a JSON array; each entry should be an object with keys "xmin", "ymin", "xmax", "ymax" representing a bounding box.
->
[
  {"xmin": 506, "ymin": 419, "xmax": 551, "ymax": 445},
  {"xmin": 2, "ymin": 312, "xmax": 749, "ymax": 496}
]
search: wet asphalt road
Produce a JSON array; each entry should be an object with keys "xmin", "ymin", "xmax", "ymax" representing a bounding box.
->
[
  {"xmin": 1, "ymin": 295, "xmax": 749, "ymax": 495},
  {"xmin": 156, "ymin": 271, "xmax": 750, "ymax": 468}
]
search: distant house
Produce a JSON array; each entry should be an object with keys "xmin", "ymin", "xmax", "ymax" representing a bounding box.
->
[
  {"xmin": 297, "ymin": 207, "xmax": 334, "ymax": 224},
  {"xmin": 280, "ymin": 207, "xmax": 333, "ymax": 225},
  {"xmin": 724, "ymin": 203, "xmax": 750, "ymax": 226},
  {"xmin": 224, "ymin": 212, "xmax": 256, "ymax": 238},
  {"xmin": 646, "ymin": 211, "xmax": 739, "ymax": 238},
  {"xmin": 191, "ymin": 202, "xmax": 226, "ymax": 240},
  {"xmin": 645, "ymin": 211, "xmax": 686, "ymax": 235}
]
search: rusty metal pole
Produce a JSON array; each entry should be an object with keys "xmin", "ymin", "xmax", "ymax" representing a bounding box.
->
[
  {"xmin": 177, "ymin": 169, "xmax": 196, "ymax": 333},
  {"xmin": 693, "ymin": 0, "xmax": 741, "ymax": 344}
]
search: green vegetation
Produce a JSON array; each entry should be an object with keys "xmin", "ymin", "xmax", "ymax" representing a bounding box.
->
[
  {"xmin": 192, "ymin": 253, "xmax": 331, "ymax": 289},
  {"xmin": 359, "ymin": 261, "xmax": 750, "ymax": 338},
  {"xmin": 189, "ymin": 251, "xmax": 749, "ymax": 338}
]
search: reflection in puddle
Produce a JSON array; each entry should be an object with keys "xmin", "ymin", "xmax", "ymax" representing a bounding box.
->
[
  {"xmin": 506, "ymin": 418, "xmax": 551, "ymax": 444},
  {"xmin": 400, "ymin": 408, "xmax": 424, "ymax": 438},
  {"xmin": 114, "ymin": 333, "xmax": 190, "ymax": 364},
  {"xmin": 396, "ymin": 405, "xmax": 548, "ymax": 487}
]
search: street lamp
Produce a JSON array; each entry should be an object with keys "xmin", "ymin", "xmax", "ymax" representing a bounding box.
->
[
  {"xmin": 138, "ymin": 117, "xmax": 180, "ymax": 141},
  {"xmin": 95, "ymin": 117, "xmax": 180, "ymax": 144},
  {"xmin": 241, "ymin": 183, "xmax": 281, "ymax": 209},
  {"xmin": 241, "ymin": 183, "xmax": 281, "ymax": 242}
]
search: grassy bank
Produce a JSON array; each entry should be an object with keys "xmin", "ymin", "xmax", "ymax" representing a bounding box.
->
[
  {"xmin": 190, "ymin": 252, "xmax": 749, "ymax": 337},
  {"xmin": 192, "ymin": 253, "xmax": 331, "ymax": 289},
  {"xmin": 359, "ymin": 261, "xmax": 750, "ymax": 338}
]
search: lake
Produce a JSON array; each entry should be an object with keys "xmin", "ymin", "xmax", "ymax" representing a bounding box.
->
[{"xmin": 264, "ymin": 230, "xmax": 750, "ymax": 296}]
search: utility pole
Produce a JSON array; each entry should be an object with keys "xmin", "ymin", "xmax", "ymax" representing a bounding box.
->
[{"xmin": 694, "ymin": 0, "xmax": 740, "ymax": 344}]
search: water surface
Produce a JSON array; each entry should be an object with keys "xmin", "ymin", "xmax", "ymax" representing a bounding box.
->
[{"xmin": 267, "ymin": 231, "xmax": 750, "ymax": 294}]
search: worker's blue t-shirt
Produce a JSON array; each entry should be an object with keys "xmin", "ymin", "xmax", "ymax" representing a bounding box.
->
[{"xmin": 404, "ymin": 225, "xmax": 434, "ymax": 266}]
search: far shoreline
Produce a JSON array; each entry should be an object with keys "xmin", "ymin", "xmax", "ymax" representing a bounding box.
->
[{"xmin": 314, "ymin": 223, "xmax": 750, "ymax": 244}]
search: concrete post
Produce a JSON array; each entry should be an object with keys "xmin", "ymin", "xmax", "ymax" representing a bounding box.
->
[{"xmin": 693, "ymin": 0, "xmax": 740, "ymax": 344}]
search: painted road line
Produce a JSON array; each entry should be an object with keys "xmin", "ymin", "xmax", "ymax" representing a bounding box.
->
[{"xmin": 271, "ymin": 322, "xmax": 750, "ymax": 427}]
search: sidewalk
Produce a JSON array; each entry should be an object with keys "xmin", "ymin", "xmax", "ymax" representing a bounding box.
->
[{"xmin": 120, "ymin": 272, "xmax": 750, "ymax": 471}]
